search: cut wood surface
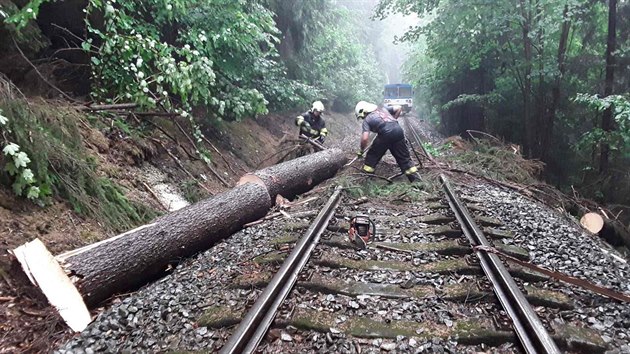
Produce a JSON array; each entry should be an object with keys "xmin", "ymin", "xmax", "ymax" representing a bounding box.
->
[
  {"xmin": 580, "ymin": 212, "xmax": 605, "ymax": 233},
  {"xmin": 11, "ymin": 239, "xmax": 91, "ymax": 332},
  {"xmin": 238, "ymin": 148, "xmax": 347, "ymax": 203},
  {"xmin": 58, "ymin": 182, "xmax": 271, "ymax": 306},
  {"xmin": 580, "ymin": 212, "xmax": 630, "ymax": 248}
]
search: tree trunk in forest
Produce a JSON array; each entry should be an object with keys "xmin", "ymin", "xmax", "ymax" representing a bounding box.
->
[
  {"xmin": 534, "ymin": 0, "xmax": 545, "ymax": 159},
  {"xmin": 541, "ymin": 4, "xmax": 571, "ymax": 163},
  {"xmin": 519, "ymin": 0, "xmax": 534, "ymax": 158},
  {"xmin": 57, "ymin": 183, "xmax": 272, "ymax": 306},
  {"xmin": 600, "ymin": 0, "xmax": 617, "ymax": 175},
  {"xmin": 238, "ymin": 148, "xmax": 348, "ymax": 203}
]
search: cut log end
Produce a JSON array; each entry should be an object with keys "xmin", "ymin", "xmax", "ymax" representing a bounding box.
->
[
  {"xmin": 580, "ymin": 212, "xmax": 604, "ymax": 234},
  {"xmin": 11, "ymin": 239, "xmax": 91, "ymax": 332},
  {"xmin": 237, "ymin": 174, "xmax": 266, "ymax": 188}
]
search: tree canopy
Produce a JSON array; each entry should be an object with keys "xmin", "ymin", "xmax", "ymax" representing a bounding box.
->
[{"xmin": 378, "ymin": 0, "xmax": 629, "ymax": 203}]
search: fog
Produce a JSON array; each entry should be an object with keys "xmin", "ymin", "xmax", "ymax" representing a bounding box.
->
[{"xmin": 336, "ymin": 0, "xmax": 418, "ymax": 84}]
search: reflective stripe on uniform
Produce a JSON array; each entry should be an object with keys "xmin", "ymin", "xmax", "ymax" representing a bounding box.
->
[
  {"xmin": 320, "ymin": 128, "xmax": 328, "ymax": 136},
  {"xmin": 362, "ymin": 165, "xmax": 375, "ymax": 173},
  {"xmin": 404, "ymin": 166, "xmax": 418, "ymax": 175}
]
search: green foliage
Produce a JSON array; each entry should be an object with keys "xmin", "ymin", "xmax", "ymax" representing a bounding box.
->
[
  {"xmin": 0, "ymin": 100, "xmax": 157, "ymax": 231},
  {"xmin": 6, "ymin": 0, "xmax": 385, "ymax": 117},
  {"xmin": 341, "ymin": 177, "xmax": 429, "ymax": 202},
  {"xmin": 85, "ymin": 0, "xmax": 278, "ymax": 120},
  {"xmin": 380, "ymin": 0, "xmax": 630, "ymax": 204},
  {"xmin": 296, "ymin": 7, "xmax": 384, "ymax": 110},
  {"xmin": 2, "ymin": 0, "xmax": 47, "ymax": 29},
  {"xmin": 446, "ymin": 140, "xmax": 543, "ymax": 185},
  {"xmin": 6, "ymin": 0, "xmax": 318, "ymax": 120},
  {"xmin": 269, "ymin": 1, "xmax": 385, "ymax": 110},
  {"xmin": 179, "ymin": 179, "xmax": 209, "ymax": 204},
  {"xmin": 441, "ymin": 93, "xmax": 504, "ymax": 112},
  {"xmin": 422, "ymin": 141, "xmax": 451, "ymax": 157},
  {"xmin": 0, "ymin": 109, "xmax": 46, "ymax": 200},
  {"xmin": 574, "ymin": 94, "xmax": 630, "ymax": 158}
]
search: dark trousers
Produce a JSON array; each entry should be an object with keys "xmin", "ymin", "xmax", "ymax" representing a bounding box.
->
[{"xmin": 364, "ymin": 125, "xmax": 414, "ymax": 174}]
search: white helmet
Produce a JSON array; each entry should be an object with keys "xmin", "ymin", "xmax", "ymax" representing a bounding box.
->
[
  {"xmin": 354, "ymin": 101, "xmax": 378, "ymax": 119},
  {"xmin": 311, "ymin": 101, "xmax": 325, "ymax": 113}
]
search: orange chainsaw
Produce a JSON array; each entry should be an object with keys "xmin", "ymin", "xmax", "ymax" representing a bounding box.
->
[{"xmin": 348, "ymin": 214, "xmax": 375, "ymax": 249}]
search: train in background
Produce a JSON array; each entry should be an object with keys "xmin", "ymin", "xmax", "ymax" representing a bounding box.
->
[{"xmin": 383, "ymin": 83, "xmax": 413, "ymax": 113}]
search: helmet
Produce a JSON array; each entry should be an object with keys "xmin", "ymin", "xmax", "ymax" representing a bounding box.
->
[
  {"xmin": 354, "ymin": 101, "xmax": 378, "ymax": 119},
  {"xmin": 311, "ymin": 101, "xmax": 325, "ymax": 113}
]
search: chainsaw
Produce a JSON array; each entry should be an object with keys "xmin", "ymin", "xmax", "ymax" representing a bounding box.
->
[{"xmin": 348, "ymin": 214, "xmax": 375, "ymax": 249}]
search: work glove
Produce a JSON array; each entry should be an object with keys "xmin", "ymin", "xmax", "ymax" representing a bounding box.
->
[
  {"xmin": 301, "ymin": 122, "xmax": 312, "ymax": 132},
  {"xmin": 357, "ymin": 150, "xmax": 365, "ymax": 158},
  {"xmin": 309, "ymin": 129, "xmax": 320, "ymax": 136}
]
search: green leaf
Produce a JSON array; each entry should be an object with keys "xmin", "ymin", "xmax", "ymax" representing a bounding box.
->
[
  {"xmin": 13, "ymin": 151, "xmax": 31, "ymax": 168},
  {"xmin": 2, "ymin": 143, "xmax": 20, "ymax": 156},
  {"xmin": 4, "ymin": 162, "xmax": 18, "ymax": 176},
  {"xmin": 12, "ymin": 180, "xmax": 25, "ymax": 196},
  {"xmin": 22, "ymin": 168, "xmax": 35, "ymax": 183},
  {"xmin": 26, "ymin": 186, "xmax": 40, "ymax": 200}
]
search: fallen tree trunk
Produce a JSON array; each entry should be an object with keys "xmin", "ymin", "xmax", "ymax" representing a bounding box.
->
[
  {"xmin": 238, "ymin": 148, "xmax": 347, "ymax": 202},
  {"xmin": 580, "ymin": 212, "xmax": 630, "ymax": 248},
  {"xmin": 12, "ymin": 147, "xmax": 348, "ymax": 331},
  {"xmin": 58, "ymin": 182, "xmax": 271, "ymax": 306}
]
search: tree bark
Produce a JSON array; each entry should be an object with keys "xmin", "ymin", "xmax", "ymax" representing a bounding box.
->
[
  {"xmin": 600, "ymin": 0, "xmax": 617, "ymax": 174},
  {"xmin": 519, "ymin": 0, "xmax": 535, "ymax": 157},
  {"xmin": 238, "ymin": 148, "xmax": 348, "ymax": 203},
  {"xmin": 57, "ymin": 183, "xmax": 272, "ymax": 306},
  {"xmin": 541, "ymin": 4, "xmax": 572, "ymax": 163}
]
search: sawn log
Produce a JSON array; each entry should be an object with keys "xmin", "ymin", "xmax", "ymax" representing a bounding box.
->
[
  {"xmin": 238, "ymin": 148, "xmax": 347, "ymax": 202},
  {"xmin": 581, "ymin": 212, "xmax": 630, "ymax": 249},
  {"xmin": 57, "ymin": 182, "xmax": 271, "ymax": 306}
]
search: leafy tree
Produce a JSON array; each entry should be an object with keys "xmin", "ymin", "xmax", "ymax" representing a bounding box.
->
[
  {"xmin": 378, "ymin": 0, "xmax": 629, "ymax": 205},
  {"xmin": 5, "ymin": 0, "xmax": 319, "ymax": 121},
  {"xmin": 267, "ymin": 0, "xmax": 385, "ymax": 110},
  {"xmin": 294, "ymin": 7, "xmax": 384, "ymax": 110}
]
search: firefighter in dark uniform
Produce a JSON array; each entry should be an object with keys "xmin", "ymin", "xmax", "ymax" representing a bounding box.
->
[
  {"xmin": 295, "ymin": 101, "xmax": 328, "ymax": 144},
  {"xmin": 354, "ymin": 101, "xmax": 420, "ymax": 182}
]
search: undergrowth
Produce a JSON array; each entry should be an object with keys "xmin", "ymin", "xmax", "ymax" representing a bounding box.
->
[
  {"xmin": 179, "ymin": 179, "xmax": 209, "ymax": 204},
  {"xmin": 446, "ymin": 140, "xmax": 544, "ymax": 184},
  {"xmin": 340, "ymin": 176, "xmax": 438, "ymax": 202},
  {"xmin": 0, "ymin": 98, "xmax": 157, "ymax": 231}
]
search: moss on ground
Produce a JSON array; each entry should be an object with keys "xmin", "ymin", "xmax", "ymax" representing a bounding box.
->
[
  {"xmin": 197, "ymin": 306, "xmax": 242, "ymax": 328},
  {"xmin": 0, "ymin": 99, "xmax": 158, "ymax": 231},
  {"xmin": 291, "ymin": 308, "xmax": 513, "ymax": 345}
]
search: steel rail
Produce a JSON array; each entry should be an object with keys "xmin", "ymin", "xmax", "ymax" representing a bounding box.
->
[
  {"xmin": 440, "ymin": 174, "xmax": 560, "ymax": 354},
  {"xmin": 220, "ymin": 186, "xmax": 343, "ymax": 354},
  {"xmin": 401, "ymin": 115, "xmax": 433, "ymax": 164}
]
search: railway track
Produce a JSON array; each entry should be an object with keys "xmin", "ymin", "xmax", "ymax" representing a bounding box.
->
[
  {"xmin": 204, "ymin": 116, "xmax": 612, "ymax": 353},
  {"xmin": 60, "ymin": 114, "xmax": 628, "ymax": 353},
  {"xmin": 210, "ymin": 116, "xmax": 566, "ymax": 353},
  {"xmin": 208, "ymin": 193, "xmax": 600, "ymax": 352}
]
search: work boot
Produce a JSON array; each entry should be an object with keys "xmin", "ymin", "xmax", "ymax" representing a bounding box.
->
[{"xmin": 407, "ymin": 172, "xmax": 422, "ymax": 183}]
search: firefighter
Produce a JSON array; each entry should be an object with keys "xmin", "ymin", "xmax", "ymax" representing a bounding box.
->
[
  {"xmin": 354, "ymin": 101, "xmax": 420, "ymax": 182},
  {"xmin": 295, "ymin": 101, "xmax": 328, "ymax": 144}
]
